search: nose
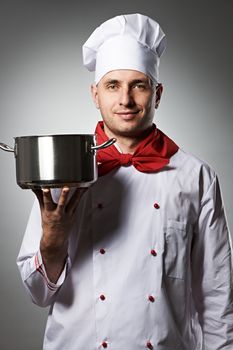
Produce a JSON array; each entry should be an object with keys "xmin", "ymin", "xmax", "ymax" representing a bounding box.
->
[{"xmin": 119, "ymin": 87, "xmax": 135, "ymax": 107}]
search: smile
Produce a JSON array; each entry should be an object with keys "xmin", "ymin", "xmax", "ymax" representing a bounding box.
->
[
  {"xmin": 115, "ymin": 111, "xmax": 139, "ymax": 120},
  {"xmin": 115, "ymin": 110, "xmax": 140, "ymax": 118},
  {"xmin": 115, "ymin": 111, "xmax": 139, "ymax": 115}
]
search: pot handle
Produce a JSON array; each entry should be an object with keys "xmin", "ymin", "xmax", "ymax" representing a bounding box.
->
[
  {"xmin": 91, "ymin": 138, "xmax": 116, "ymax": 151},
  {"xmin": 0, "ymin": 142, "xmax": 14, "ymax": 153}
]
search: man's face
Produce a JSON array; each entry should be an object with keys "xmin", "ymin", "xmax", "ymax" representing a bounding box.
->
[{"xmin": 91, "ymin": 69, "xmax": 162, "ymax": 138}]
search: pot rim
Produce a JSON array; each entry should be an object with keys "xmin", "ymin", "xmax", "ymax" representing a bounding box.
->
[{"xmin": 14, "ymin": 134, "xmax": 96, "ymax": 139}]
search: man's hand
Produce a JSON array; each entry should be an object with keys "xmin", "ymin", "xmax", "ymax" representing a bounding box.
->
[{"xmin": 33, "ymin": 186, "xmax": 86, "ymax": 283}]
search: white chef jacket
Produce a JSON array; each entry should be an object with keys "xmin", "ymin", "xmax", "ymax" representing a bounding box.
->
[{"xmin": 17, "ymin": 148, "xmax": 233, "ymax": 350}]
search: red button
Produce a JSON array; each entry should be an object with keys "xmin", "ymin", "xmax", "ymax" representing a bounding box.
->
[
  {"xmin": 102, "ymin": 341, "xmax": 108, "ymax": 348},
  {"xmin": 97, "ymin": 203, "xmax": 103, "ymax": 209},
  {"xmin": 154, "ymin": 203, "xmax": 160, "ymax": 209},
  {"xmin": 100, "ymin": 294, "xmax": 106, "ymax": 301},
  {"xmin": 151, "ymin": 249, "xmax": 157, "ymax": 256},
  {"xmin": 100, "ymin": 248, "xmax": 106, "ymax": 254},
  {"xmin": 147, "ymin": 341, "xmax": 153, "ymax": 349},
  {"xmin": 148, "ymin": 295, "xmax": 155, "ymax": 303}
]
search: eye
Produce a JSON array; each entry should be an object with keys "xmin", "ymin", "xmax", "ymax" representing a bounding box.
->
[
  {"xmin": 106, "ymin": 83, "xmax": 118, "ymax": 91},
  {"xmin": 133, "ymin": 83, "xmax": 147, "ymax": 90}
]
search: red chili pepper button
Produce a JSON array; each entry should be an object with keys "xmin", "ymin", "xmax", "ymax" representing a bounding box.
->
[
  {"xmin": 148, "ymin": 295, "xmax": 155, "ymax": 303},
  {"xmin": 151, "ymin": 249, "xmax": 157, "ymax": 256},
  {"xmin": 153, "ymin": 203, "xmax": 160, "ymax": 209},
  {"xmin": 147, "ymin": 341, "xmax": 153, "ymax": 349}
]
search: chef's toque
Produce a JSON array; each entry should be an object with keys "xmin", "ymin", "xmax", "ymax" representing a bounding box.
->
[{"xmin": 82, "ymin": 13, "xmax": 166, "ymax": 84}]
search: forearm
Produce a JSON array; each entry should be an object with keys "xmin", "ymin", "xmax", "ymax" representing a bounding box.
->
[
  {"xmin": 40, "ymin": 238, "xmax": 68, "ymax": 283},
  {"xmin": 17, "ymin": 187, "xmax": 86, "ymax": 306},
  {"xmin": 37, "ymin": 186, "xmax": 85, "ymax": 282}
]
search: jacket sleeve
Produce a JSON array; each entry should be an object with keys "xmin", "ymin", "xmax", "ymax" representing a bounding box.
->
[
  {"xmin": 191, "ymin": 173, "xmax": 233, "ymax": 349},
  {"xmin": 16, "ymin": 199, "xmax": 71, "ymax": 307}
]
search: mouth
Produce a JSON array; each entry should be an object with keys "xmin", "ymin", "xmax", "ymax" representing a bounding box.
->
[{"xmin": 115, "ymin": 110, "xmax": 140, "ymax": 120}]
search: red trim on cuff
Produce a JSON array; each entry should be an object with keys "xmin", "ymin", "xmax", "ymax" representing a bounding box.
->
[{"xmin": 35, "ymin": 253, "xmax": 57, "ymax": 292}]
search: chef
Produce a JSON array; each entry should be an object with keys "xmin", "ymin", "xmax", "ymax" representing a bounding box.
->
[{"xmin": 17, "ymin": 13, "xmax": 233, "ymax": 350}]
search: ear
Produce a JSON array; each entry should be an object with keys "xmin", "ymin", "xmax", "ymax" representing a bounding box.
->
[
  {"xmin": 155, "ymin": 83, "xmax": 163, "ymax": 109},
  {"xmin": 91, "ymin": 84, "xmax": 100, "ymax": 109}
]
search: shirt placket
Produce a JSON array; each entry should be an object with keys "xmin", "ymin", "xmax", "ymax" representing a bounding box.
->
[
  {"xmin": 91, "ymin": 184, "xmax": 164, "ymax": 349},
  {"xmin": 92, "ymin": 199, "xmax": 111, "ymax": 349}
]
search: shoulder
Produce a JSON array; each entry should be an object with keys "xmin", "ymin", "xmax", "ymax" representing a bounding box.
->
[
  {"xmin": 171, "ymin": 148, "xmax": 215, "ymax": 175},
  {"xmin": 170, "ymin": 148, "xmax": 217, "ymax": 195}
]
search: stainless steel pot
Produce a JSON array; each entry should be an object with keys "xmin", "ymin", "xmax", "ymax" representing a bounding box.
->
[{"xmin": 0, "ymin": 134, "xmax": 115, "ymax": 189}]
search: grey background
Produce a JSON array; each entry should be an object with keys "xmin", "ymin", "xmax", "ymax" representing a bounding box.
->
[{"xmin": 0, "ymin": 1, "xmax": 232, "ymax": 349}]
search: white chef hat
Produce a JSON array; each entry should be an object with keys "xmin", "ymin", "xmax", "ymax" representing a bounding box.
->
[{"xmin": 82, "ymin": 13, "xmax": 166, "ymax": 84}]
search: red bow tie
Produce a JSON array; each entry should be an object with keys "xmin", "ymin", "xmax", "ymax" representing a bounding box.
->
[{"xmin": 95, "ymin": 121, "xmax": 179, "ymax": 176}]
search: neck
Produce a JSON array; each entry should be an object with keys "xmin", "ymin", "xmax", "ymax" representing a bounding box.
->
[{"xmin": 103, "ymin": 124, "xmax": 153, "ymax": 154}]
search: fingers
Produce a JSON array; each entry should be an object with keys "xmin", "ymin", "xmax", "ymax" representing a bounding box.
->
[
  {"xmin": 42, "ymin": 188, "xmax": 56, "ymax": 211},
  {"xmin": 56, "ymin": 187, "xmax": 70, "ymax": 214},
  {"xmin": 33, "ymin": 186, "xmax": 86, "ymax": 215},
  {"xmin": 66, "ymin": 187, "xmax": 87, "ymax": 214}
]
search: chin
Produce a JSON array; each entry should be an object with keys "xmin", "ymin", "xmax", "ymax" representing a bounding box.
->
[
  {"xmin": 113, "ymin": 122, "xmax": 149, "ymax": 137},
  {"xmin": 103, "ymin": 117, "xmax": 153, "ymax": 138}
]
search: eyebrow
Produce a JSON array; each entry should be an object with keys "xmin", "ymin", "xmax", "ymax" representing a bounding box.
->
[
  {"xmin": 103, "ymin": 78, "xmax": 150, "ymax": 85},
  {"xmin": 130, "ymin": 79, "xmax": 150, "ymax": 85},
  {"xmin": 104, "ymin": 79, "xmax": 119, "ymax": 85}
]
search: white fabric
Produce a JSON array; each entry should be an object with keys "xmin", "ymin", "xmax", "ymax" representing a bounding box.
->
[
  {"xmin": 17, "ymin": 148, "xmax": 233, "ymax": 350},
  {"xmin": 82, "ymin": 14, "xmax": 166, "ymax": 83}
]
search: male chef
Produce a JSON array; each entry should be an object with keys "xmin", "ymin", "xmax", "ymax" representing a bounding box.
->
[{"xmin": 17, "ymin": 14, "xmax": 233, "ymax": 350}]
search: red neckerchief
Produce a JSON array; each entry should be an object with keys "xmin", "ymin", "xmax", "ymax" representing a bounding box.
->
[{"xmin": 95, "ymin": 121, "xmax": 179, "ymax": 176}]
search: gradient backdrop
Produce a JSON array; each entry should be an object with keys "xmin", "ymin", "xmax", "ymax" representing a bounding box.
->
[{"xmin": 0, "ymin": 1, "xmax": 232, "ymax": 349}]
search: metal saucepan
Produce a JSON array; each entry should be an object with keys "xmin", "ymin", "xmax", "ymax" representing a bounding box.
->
[{"xmin": 0, "ymin": 134, "xmax": 116, "ymax": 189}]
